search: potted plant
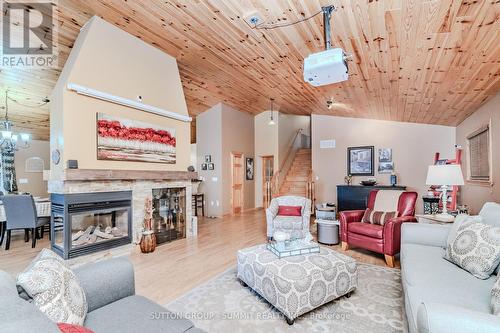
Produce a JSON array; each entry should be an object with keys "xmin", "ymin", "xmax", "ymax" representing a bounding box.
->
[{"xmin": 140, "ymin": 197, "xmax": 156, "ymax": 253}]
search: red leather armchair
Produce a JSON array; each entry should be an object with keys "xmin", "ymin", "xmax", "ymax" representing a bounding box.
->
[{"xmin": 339, "ymin": 190, "xmax": 418, "ymax": 267}]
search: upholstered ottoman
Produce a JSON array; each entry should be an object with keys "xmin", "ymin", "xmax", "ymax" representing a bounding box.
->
[{"xmin": 237, "ymin": 244, "xmax": 357, "ymax": 324}]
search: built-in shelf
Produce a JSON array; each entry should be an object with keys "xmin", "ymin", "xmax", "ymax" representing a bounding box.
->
[{"xmin": 61, "ymin": 169, "xmax": 197, "ymax": 181}]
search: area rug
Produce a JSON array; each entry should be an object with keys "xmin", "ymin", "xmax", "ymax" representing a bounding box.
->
[{"xmin": 166, "ymin": 263, "xmax": 408, "ymax": 333}]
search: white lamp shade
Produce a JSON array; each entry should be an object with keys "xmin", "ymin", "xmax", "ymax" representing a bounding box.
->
[{"xmin": 426, "ymin": 164, "xmax": 464, "ymax": 186}]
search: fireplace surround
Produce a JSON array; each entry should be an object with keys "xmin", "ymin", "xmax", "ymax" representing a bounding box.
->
[{"xmin": 51, "ymin": 191, "xmax": 132, "ymax": 259}]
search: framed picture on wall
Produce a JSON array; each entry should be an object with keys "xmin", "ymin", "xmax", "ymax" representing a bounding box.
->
[
  {"xmin": 378, "ymin": 148, "xmax": 392, "ymax": 162},
  {"xmin": 378, "ymin": 161, "xmax": 394, "ymax": 174},
  {"xmin": 205, "ymin": 155, "xmax": 211, "ymax": 163},
  {"xmin": 208, "ymin": 163, "xmax": 214, "ymax": 170},
  {"xmin": 201, "ymin": 163, "xmax": 207, "ymax": 170},
  {"xmin": 246, "ymin": 158, "xmax": 254, "ymax": 180},
  {"xmin": 347, "ymin": 146, "xmax": 374, "ymax": 176}
]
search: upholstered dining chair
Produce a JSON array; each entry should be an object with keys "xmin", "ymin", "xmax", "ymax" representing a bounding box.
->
[
  {"xmin": 1, "ymin": 195, "xmax": 50, "ymax": 250},
  {"xmin": 339, "ymin": 190, "xmax": 418, "ymax": 267},
  {"xmin": 266, "ymin": 196, "xmax": 312, "ymax": 241}
]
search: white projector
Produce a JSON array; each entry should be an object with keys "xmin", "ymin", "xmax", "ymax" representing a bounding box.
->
[{"xmin": 303, "ymin": 48, "xmax": 348, "ymax": 86}]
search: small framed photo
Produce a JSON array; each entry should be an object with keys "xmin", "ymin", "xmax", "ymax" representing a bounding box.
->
[
  {"xmin": 208, "ymin": 163, "xmax": 214, "ymax": 170},
  {"xmin": 201, "ymin": 163, "xmax": 208, "ymax": 170},
  {"xmin": 205, "ymin": 155, "xmax": 211, "ymax": 163},
  {"xmin": 378, "ymin": 148, "xmax": 392, "ymax": 162},
  {"xmin": 378, "ymin": 161, "xmax": 394, "ymax": 174}
]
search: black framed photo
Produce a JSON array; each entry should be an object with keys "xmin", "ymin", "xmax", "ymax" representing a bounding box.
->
[
  {"xmin": 201, "ymin": 163, "xmax": 207, "ymax": 170},
  {"xmin": 378, "ymin": 148, "xmax": 392, "ymax": 162},
  {"xmin": 347, "ymin": 146, "xmax": 374, "ymax": 176},
  {"xmin": 205, "ymin": 155, "xmax": 211, "ymax": 163},
  {"xmin": 208, "ymin": 163, "xmax": 214, "ymax": 170},
  {"xmin": 246, "ymin": 157, "xmax": 254, "ymax": 180}
]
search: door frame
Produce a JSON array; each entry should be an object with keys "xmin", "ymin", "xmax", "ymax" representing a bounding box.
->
[
  {"xmin": 230, "ymin": 151, "xmax": 244, "ymax": 214},
  {"xmin": 261, "ymin": 155, "xmax": 274, "ymax": 208}
]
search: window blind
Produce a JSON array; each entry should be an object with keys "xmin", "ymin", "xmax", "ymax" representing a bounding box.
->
[{"xmin": 467, "ymin": 126, "xmax": 490, "ymax": 181}]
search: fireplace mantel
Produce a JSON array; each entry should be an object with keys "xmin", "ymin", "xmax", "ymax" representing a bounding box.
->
[{"xmin": 61, "ymin": 169, "xmax": 197, "ymax": 181}]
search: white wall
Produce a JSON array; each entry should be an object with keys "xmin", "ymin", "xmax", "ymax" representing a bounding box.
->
[
  {"xmin": 456, "ymin": 93, "xmax": 500, "ymax": 213},
  {"xmin": 15, "ymin": 140, "xmax": 50, "ymax": 196},
  {"xmin": 312, "ymin": 115, "xmax": 456, "ymax": 213},
  {"xmin": 196, "ymin": 103, "xmax": 255, "ymax": 216},
  {"xmin": 196, "ymin": 104, "xmax": 223, "ymax": 217}
]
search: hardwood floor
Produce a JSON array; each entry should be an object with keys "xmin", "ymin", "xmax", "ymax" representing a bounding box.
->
[{"xmin": 0, "ymin": 209, "xmax": 396, "ymax": 304}]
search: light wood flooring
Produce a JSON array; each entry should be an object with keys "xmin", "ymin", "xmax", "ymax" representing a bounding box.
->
[{"xmin": 0, "ymin": 209, "xmax": 397, "ymax": 304}]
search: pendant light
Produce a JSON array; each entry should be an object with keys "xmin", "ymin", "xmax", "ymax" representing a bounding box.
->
[{"xmin": 268, "ymin": 98, "xmax": 275, "ymax": 125}]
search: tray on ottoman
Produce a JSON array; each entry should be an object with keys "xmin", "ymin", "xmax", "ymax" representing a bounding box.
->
[{"xmin": 237, "ymin": 244, "xmax": 357, "ymax": 324}]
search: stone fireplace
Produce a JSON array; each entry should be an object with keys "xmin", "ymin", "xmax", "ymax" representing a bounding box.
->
[{"xmin": 49, "ymin": 169, "xmax": 196, "ymax": 259}]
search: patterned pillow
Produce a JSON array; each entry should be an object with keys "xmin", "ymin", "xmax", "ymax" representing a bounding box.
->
[
  {"xmin": 492, "ymin": 275, "xmax": 500, "ymax": 315},
  {"xmin": 362, "ymin": 208, "xmax": 398, "ymax": 226},
  {"xmin": 444, "ymin": 222, "xmax": 500, "ymax": 279},
  {"xmin": 17, "ymin": 249, "xmax": 88, "ymax": 325}
]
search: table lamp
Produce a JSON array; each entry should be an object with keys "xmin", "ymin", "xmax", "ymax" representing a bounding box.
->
[{"xmin": 425, "ymin": 164, "xmax": 464, "ymax": 220}]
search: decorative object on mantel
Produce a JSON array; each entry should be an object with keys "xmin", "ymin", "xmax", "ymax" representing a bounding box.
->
[
  {"xmin": 344, "ymin": 174, "xmax": 352, "ymax": 185},
  {"xmin": 140, "ymin": 197, "xmax": 156, "ymax": 253},
  {"xmin": 347, "ymin": 146, "xmax": 374, "ymax": 176},
  {"xmin": 390, "ymin": 172, "xmax": 397, "ymax": 186},
  {"xmin": 187, "ymin": 165, "xmax": 195, "ymax": 172},
  {"xmin": 97, "ymin": 113, "xmax": 176, "ymax": 164},
  {"xmin": 67, "ymin": 159, "xmax": 78, "ymax": 169}
]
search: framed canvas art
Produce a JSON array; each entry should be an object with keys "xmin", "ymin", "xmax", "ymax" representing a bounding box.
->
[
  {"xmin": 97, "ymin": 113, "xmax": 176, "ymax": 163},
  {"xmin": 347, "ymin": 146, "xmax": 374, "ymax": 176}
]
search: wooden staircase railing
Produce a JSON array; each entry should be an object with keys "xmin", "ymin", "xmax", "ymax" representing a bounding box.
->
[
  {"xmin": 264, "ymin": 128, "xmax": 314, "ymax": 208},
  {"xmin": 306, "ymin": 170, "xmax": 316, "ymax": 210}
]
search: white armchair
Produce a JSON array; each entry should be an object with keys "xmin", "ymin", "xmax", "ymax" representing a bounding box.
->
[{"xmin": 266, "ymin": 196, "xmax": 312, "ymax": 240}]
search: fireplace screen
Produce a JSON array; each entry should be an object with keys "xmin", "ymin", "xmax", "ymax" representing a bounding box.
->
[
  {"xmin": 51, "ymin": 191, "xmax": 132, "ymax": 259},
  {"xmin": 152, "ymin": 187, "xmax": 186, "ymax": 245}
]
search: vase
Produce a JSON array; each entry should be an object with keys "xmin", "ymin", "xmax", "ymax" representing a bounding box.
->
[{"xmin": 140, "ymin": 230, "xmax": 156, "ymax": 253}]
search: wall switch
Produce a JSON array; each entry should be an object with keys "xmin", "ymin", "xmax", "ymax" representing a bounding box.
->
[
  {"xmin": 315, "ymin": 176, "xmax": 319, "ymax": 181},
  {"xmin": 19, "ymin": 178, "xmax": 29, "ymax": 184},
  {"xmin": 211, "ymin": 177, "xmax": 218, "ymax": 182},
  {"xmin": 216, "ymin": 200, "xmax": 220, "ymax": 206},
  {"xmin": 210, "ymin": 201, "xmax": 215, "ymax": 206}
]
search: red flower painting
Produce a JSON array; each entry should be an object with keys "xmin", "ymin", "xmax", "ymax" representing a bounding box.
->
[{"xmin": 97, "ymin": 113, "xmax": 176, "ymax": 163}]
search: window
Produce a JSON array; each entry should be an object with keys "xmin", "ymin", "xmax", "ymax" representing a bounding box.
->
[{"xmin": 467, "ymin": 125, "xmax": 490, "ymax": 182}]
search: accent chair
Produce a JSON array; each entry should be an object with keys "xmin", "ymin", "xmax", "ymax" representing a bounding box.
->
[
  {"xmin": 266, "ymin": 195, "xmax": 312, "ymax": 240},
  {"xmin": 339, "ymin": 190, "xmax": 418, "ymax": 267}
]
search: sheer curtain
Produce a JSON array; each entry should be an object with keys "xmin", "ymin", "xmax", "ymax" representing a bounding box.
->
[{"xmin": 0, "ymin": 150, "xmax": 18, "ymax": 193}]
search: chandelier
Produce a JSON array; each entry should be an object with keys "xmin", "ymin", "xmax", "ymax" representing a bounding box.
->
[{"xmin": 1, "ymin": 91, "xmax": 30, "ymax": 152}]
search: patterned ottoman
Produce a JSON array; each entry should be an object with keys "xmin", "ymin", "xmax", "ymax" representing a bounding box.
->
[{"xmin": 237, "ymin": 244, "xmax": 357, "ymax": 324}]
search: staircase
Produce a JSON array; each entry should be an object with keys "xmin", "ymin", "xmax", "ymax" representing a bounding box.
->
[{"xmin": 279, "ymin": 148, "xmax": 312, "ymax": 197}]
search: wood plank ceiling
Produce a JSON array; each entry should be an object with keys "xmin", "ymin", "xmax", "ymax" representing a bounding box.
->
[{"xmin": 1, "ymin": 0, "xmax": 499, "ymax": 141}]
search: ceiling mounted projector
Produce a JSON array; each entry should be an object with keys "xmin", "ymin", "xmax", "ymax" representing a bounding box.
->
[{"xmin": 303, "ymin": 6, "xmax": 349, "ymax": 87}]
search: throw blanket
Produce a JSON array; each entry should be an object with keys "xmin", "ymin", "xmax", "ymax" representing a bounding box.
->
[{"xmin": 373, "ymin": 190, "xmax": 404, "ymax": 212}]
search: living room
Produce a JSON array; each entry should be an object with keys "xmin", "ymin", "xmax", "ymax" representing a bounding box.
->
[{"xmin": 0, "ymin": 1, "xmax": 499, "ymax": 332}]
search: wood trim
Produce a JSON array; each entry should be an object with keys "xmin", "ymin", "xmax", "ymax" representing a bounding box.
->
[{"xmin": 62, "ymin": 169, "xmax": 197, "ymax": 181}]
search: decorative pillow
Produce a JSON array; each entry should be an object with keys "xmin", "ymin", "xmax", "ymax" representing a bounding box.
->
[
  {"xmin": 446, "ymin": 214, "xmax": 482, "ymax": 249},
  {"xmin": 277, "ymin": 205, "xmax": 302, "ymax": 216},
  {"xmin": 362, "ymin": 208, "xmax": 398, "ymax": 226},
  {"xmin": 444, "ymin": 222, "xmax": 500, "ymax": 279},
  {"xmin": 57, "ymin": 323, "xmax": 94, "ymax": 333},
  {"xmin": 492, "ymin": 275, "xmax": 500, "ymax": 315},
  {"xmin": 17, "ymin": 249, "xmax": 88, "ymax": 325}
]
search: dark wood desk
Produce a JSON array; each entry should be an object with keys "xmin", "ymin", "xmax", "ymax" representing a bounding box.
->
[{"xmin": 337, "ymin": 185, "xmax": 407, "ymax": 212}]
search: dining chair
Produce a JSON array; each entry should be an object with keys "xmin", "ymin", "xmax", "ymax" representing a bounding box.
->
[{"xmin": 1, "ymin": 195, "xmax": 50, "ymax": 250}]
